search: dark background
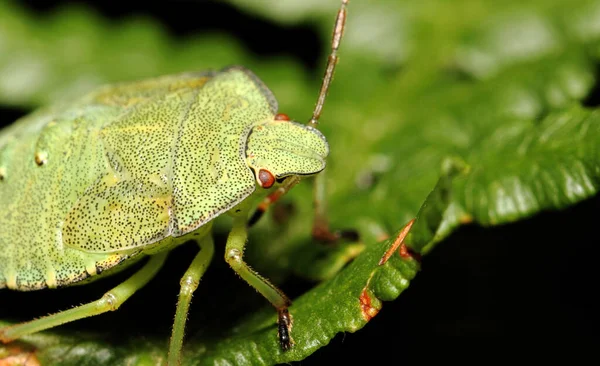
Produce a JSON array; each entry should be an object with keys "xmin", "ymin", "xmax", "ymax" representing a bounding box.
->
[{"xmin": 1, "ymin": 1, "xmax": 599, "ymax": 364}]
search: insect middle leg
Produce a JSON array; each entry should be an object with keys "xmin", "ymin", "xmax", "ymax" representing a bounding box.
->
[
  {"xmin": 0, "ymin": 252, "xmax": 168, "ymax": 343},
  {"xmin": 168, "ymin": 234, "xmax": 214, "ymax": 366},
  {"xmin": 225, "ymin": 212, "xmax": 293, "ymax": 350}
]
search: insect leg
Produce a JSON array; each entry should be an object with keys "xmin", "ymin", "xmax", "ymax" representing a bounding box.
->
[
  {"xmin": 0, "ymin": 252, "xmax": 167, "ymax": 343},
  {"xmin": 225, "ymin": 213, "xmax": 293, "ymax": 350},
  {"xmin": 312, "ymin": 169, "xmax": 359, "ymax": 243},
  {"xmin": 168, "ymin": 234, "xmax": 214, "ymax": 366},
  {"xmin": 248, "ymin": 176, "xmax": 300, "ymax": 227}
]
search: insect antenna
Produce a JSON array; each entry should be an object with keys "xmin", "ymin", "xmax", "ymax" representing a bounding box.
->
[{"xmin": 308, "ymin": 0, "xmax": 348, "ymax": 128}]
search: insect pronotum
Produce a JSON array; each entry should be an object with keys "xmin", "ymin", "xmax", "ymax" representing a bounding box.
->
[{"xmin": 0, "ymin": 1, "xmax": 349, "ymax": 364}]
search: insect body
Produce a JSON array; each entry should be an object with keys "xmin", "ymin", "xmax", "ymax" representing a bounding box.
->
[
  {"xmin": 0, "ymin": 1, "xmax": 348, "ymax": 365},
  {"xmin": 0, "ymin": 67, "xmax": 326, "ymax": 288}
]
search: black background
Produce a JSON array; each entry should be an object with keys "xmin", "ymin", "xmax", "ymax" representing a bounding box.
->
[{"xmin": 1, "ymin": 1, "xmax": 599, "ymax": 364}]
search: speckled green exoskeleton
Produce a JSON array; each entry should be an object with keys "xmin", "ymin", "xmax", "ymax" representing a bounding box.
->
[{"xmin": 0, "ymin": 1, "xmax": 348, "ymax": 365}]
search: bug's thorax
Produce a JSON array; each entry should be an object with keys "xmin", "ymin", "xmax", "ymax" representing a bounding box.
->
[{"xmin": 244, "ymin": 117, "xmax": 329, "ymax": 187}]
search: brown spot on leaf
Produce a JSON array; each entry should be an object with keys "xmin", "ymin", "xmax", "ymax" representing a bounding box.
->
[
  {"xmin": 359, "ymin": 288, "xmax": 380, "ymax": 321},
  {"xmin": 398, "ymin": 242, "xmax": 411, "ymax": 258},
  {"xmin": 398, "ymin": 242, "xmax": 422, "ymax": 262}
]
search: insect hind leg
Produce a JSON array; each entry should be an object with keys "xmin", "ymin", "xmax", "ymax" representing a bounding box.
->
[{"xmin": 0, "ymin": 252, "xmax": 167, "ymax": 343}]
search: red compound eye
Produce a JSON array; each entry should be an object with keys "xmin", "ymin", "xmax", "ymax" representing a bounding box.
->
[
  {"xmin": 274, "ymin": 113, "xmax": 290, "ymax": 121},
  {"xmin": 258, "ymin": 169, "xmax": 275, "ymax": 188}
]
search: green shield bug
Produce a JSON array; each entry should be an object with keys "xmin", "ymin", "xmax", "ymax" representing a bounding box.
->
[{"xmin": 0, "ymin": 0, "xmax": 349, "ymax": 364}]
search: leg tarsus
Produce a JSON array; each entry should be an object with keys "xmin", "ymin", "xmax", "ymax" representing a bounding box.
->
[{"xmin": 277, "ymin": 308, "xmax": 293, "ymax": 351}]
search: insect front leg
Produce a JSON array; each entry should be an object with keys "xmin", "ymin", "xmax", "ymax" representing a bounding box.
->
[
  {"xmin": 0, "ymin": 252, "xmax": 168, "ymax": 343},
  {"xmin": 225, "ymin": 211, "xmax": 293, "ymax": 350},
  {"xmin": 168, "ymin": 234, "xmax": 214, "ymax": 366}
]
